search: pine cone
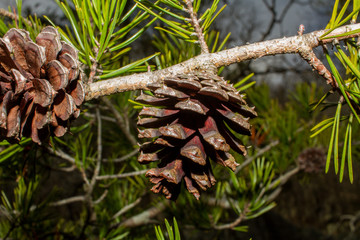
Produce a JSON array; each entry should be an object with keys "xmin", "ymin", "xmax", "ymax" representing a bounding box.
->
[
  {"xmin": 0, "ymin": 27, "xmax": 84, "ymax": 144},
  {"xmin": 136, "ymin": 72, "xmax": 257, "ymax": 200},
  {"xmin": 297, "ymin": 147, "xmax": 326, "ymax": 173}
]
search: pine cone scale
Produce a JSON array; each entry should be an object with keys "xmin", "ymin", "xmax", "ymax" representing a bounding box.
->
[
  {"xmin": 47, "ymin": 60, "xmax": 69, "ymax": 90},
  {"xmin": 180, "ymin": 135, "xmax": 207, "ymax": 165},
  {"xmin": 36, "ymin": 31, "xmax": 62, "ymax": 63},
  {"xmin": 67, "ymin": 80, "xmax": 82, "ymax": 106},
  {"xmin": 136, "ymin": 93, "xmax": 174, "ymax": 106},
  {"xmin": 217, "ymin": 108, "xmax": 251, "ymax": 134},
  {"xmin": 0, "ymin": 38, "xmax": 18, "ymax": 72},
  {"xmin": 25, "ymin": 41, "xmax": 46, "ymax": 79},
  {"xmin": 6, "ymin": 105, "xmax": 20, "ymax": 139},
  {"xmin": 154, "ymin": 138, "xmax": 174, "ymax": 147},
  {"xmin": 198, "ymin": 116, "xmax": 230, "ymax": 151},
  {"xmin": 4, "ymin": 29, "xmax": 30, "ymax": 72},
  {"xmin": 139, "ymin": 107, "xmax": 179, "ymax": 118},
  {"xmin": 0, "ymin": 71, "xmax": 12, "ymax": 83},
  {"xmin": 198, "ymin": 86, "xmax": 229, "ymax": 101},
  {"xmin": 138, "ymin": 128, "xmax": 161, "ymax": 138},
  {"xmin": 58, "ymin": 53, "xmax": 79, "ymax": 81},
  {"xmin": 154, "ymin": 85, "xmax": 190, "ymax": 99},
  {"xmin": 10, "ymin": 69, "xmax": 27, "ymax": 95},
  {"xmin": 0, "ymin": 91, "xmax": 13, "ymax": 129},
  {"xmin": 33, "ymin": 78, "xmax": 54, "ymax": 107},
  {"xmin": 53, "ymin": 91, "xmax": 75, "ymax": 121},
  {"xmin": 175, "ymin": 99, "xmax": 208, "ymax": 115},
  {"xmin": 60, "ymin": 42, "xmax": 78, "ymax": 59}
]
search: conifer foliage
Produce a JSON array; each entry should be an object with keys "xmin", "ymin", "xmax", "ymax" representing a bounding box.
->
[{"xmin": 0, "ymin": 0, "xmax": 360, "ymax": 239}]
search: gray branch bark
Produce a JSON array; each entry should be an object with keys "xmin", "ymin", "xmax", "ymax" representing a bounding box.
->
[{"xmin": 85, "ymin": 23, "xmax": 360, "ymax": 100}]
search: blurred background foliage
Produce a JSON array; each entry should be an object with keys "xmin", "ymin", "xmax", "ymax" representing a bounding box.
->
[{"xmin": 0, "ymin": 0, "xmax": 360, "ymax": 239}]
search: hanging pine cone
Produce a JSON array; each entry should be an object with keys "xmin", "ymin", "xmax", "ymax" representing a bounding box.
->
[
  {"xmin": 0, "ymin": 26, "xmax": 84, "ymax": 144},
  {"xmin": 297, "ymin": 147, "xmax": 326, "ymax": 173},
  {"xmin": 136, "ymin": 72, "xmax": 257, "ymax": 200}
]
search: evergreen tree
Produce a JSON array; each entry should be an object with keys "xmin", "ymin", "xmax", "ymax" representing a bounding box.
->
[{"xmin": 0, "ymin": 0, "xmax": 359, "ymax": 239}]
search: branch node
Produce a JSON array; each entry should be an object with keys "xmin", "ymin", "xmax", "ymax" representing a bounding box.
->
[{"xmin": 299, "ymin": 45, "xmax": 337, "ymax": 88}]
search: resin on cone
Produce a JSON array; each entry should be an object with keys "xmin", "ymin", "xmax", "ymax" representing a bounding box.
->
[
  {"xmin": 0, "ymin": 27, "xmax": 84, "ymax": 144},
  {"xmin": 137, "ymin": 72, "xmax": 257, "ymax": 200}
]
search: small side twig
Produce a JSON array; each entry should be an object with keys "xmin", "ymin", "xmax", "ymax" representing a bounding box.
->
[
  {"xmin": 88, "ymin": 50, "xmax": 99, "ymax": 84},
  {"xmin": 45, "ymin": 146, "xmax": 89, "ymax": 185},
  {"xmin": 46, "ymin": 146, "xmax": 78, "ymax": 166},
  {"xmin": 78, "ymin": 108, "xmax": 103, "ymax": 238},
  {"xmin": 235, "ymin": 140, "xmax": 280, "ymax": 174},
  {"xmin": 212, "ymin": 203, "xmax": 250, "ymax": 230},
  {"xmin": 93, "ymin": 190, "xmax": 109, "ymax": 205},
  {"xmin": 96, "ymin": 169, "xmax": 148, "ymax": 180},
  {"xmin": 256, "ymin": 166, "xmax": 300, "ymax": 203},
  {"xmin": 118, "ymin": 201, "xmax": 167, "ymax": 228},
  {"xmin": 47, "ymin": 145, "xmax": 89, "ymax": 187},
  {"xmin": 206, "ymin": 197, "xmax": 234, "ymax": 209},
  {"xmin": 299, "ymin": 45, "xmax": 336, "ymax": 88},
  {"xmin": 185, "ymin": 0, "xmax": 209, "ymax": 54},
  {"xmin": 49, "ymin": 195, "xmax": 86, "ymax": 207},
  {"xmin": 87, "ymin": 108, "xmax": 103, "ymax": 195},
  {"xmin": 341, "ymin": 211, "xmax": 360, "ymax": 232},
  {"xmin": 102, "ymin": 97, "xmax": 137, "ymax": 146},
  {"xmin": 111, "ymin": 197, "xmax": 142, "ymax": 220},
  {"xmin": 298, "ymin": 24, "xmax": 305, "ymax": 36},
  {"xmin": 0, "ymin": 8, "xmax": 32, "ymax": 26},
  {"xmin": 102, "ymin": 149, "xmax": 139, "ymax": 163}
]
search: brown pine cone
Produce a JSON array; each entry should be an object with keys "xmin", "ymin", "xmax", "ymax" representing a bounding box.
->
[
  {"xmin": 297, "ymin": 147, "xmax": 326, "ymax": 173},
  {"xmin": 0, "ymin": 26, "xmax": 84, "ymax": 144},
  {"xmin": 136, "ymin": 72, "xmax": 257, "ymax": 200}
]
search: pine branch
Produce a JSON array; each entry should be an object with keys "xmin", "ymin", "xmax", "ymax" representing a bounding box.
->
[{"xmin": 85, "ymin": 23, "xmax": 360, "ymax": 100}]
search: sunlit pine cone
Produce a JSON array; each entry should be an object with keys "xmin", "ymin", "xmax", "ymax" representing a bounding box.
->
[
  {"xmin": 136, "ymin": 72, "xmax": 257, "ymax": 200},
  {"xmin": 0, "ymin": 26, "xmax": 84, "ymax": 144}
]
